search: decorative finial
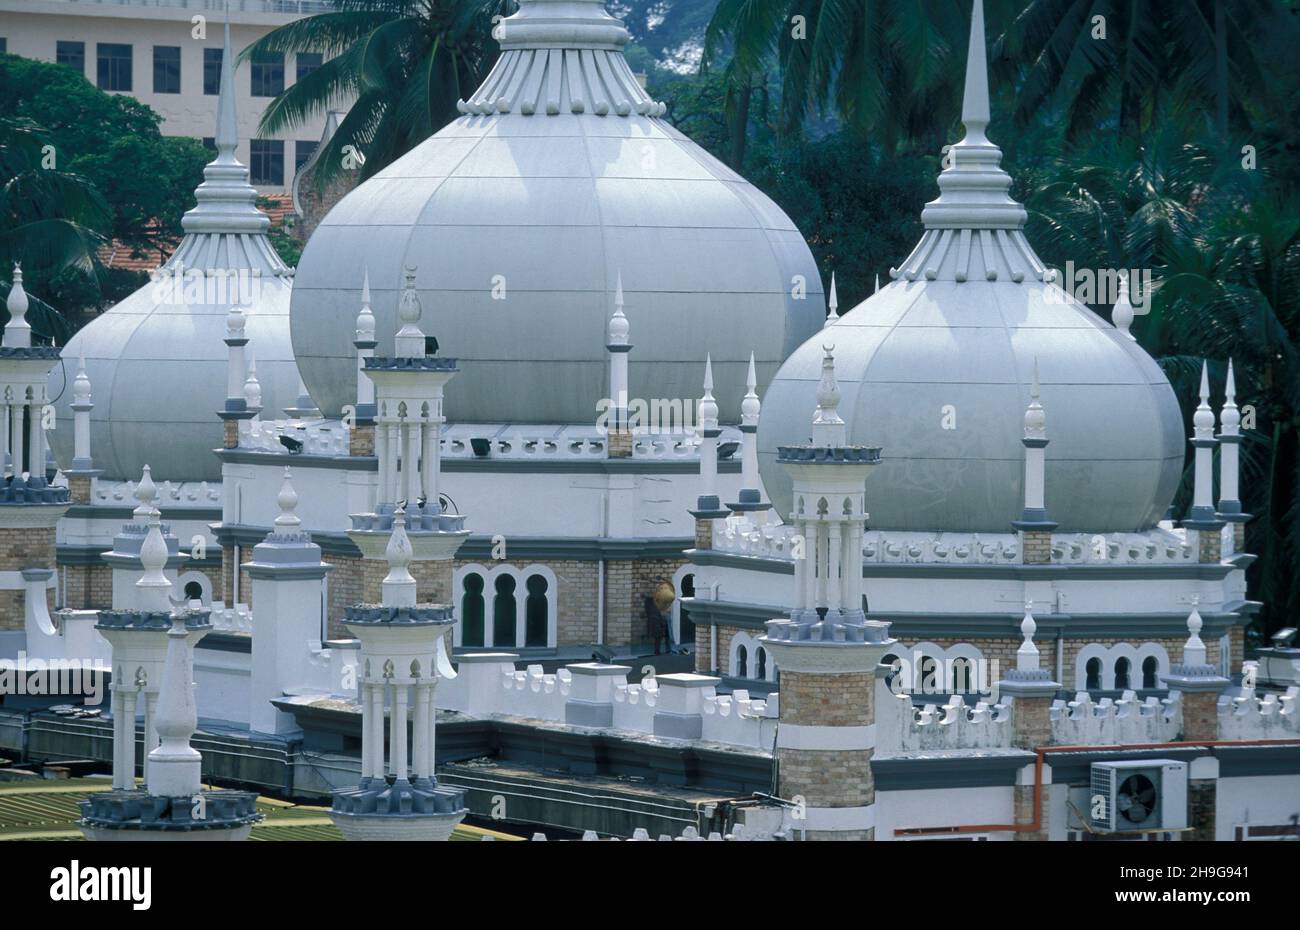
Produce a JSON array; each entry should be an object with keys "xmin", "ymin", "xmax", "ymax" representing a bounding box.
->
[
  {"xmin": 810, "ymin": 345, "xmax": 847, "ymax": 448},
  {"xmin": 381, "ymin": 507, "xmax": 417, "ymax": 608},
  {"xmin": 1219, "ymin": 359, "xmax": 1239, "ymax": 435},
  {"xmin": 740, "ymin": 352, "xmax": 760, "ymax": 426},
  {"xmin": 959, "ymin": 0, "xmax": 991, "ymax": 146},
  {"xmin": 133, "ymin": 464, "xmax": 158, "ymax": 521},
  {"xmin": 608, "ymin": 271, "xmax": 629, "ymax": 346},
  {"xmin": 1111, "ymin": 274, "xmax": 1135, "ymax": 339},
  {"xmin": 699, "ymin": 354, "xmax": 719, "ymax": 429},
  {"xmin": 274, "ymin": 467, "xmax": 301, "ymax": 531},
  {"xmin": 136, "ymin": 507, "xmax": 173, "ymax": 613},
  {"xmin": 874, "ymin": 273, "xmax": 880, "ymax": 294},
  {"xmin": 226, "ymin": 306, "xmax": 246, "ymax": 341},
  {"xmin": 823, "ymin": 273, "xmax": 838, "ymax": 328},
  {"xmin": 1024, "ymin": 358, "xmax": 1046, "ymax": 439},
  {"xmin": 244, "ymin": 352, "xmax": 262, "ymax": 410},
  {"xmin": 4, "ymin": 263, "xmax": 31, "ymax": 349},
  {"xmin": 1193, "ymin": 360, "xmax": 1214, "ymax": 437},
  {"xmin": 215, "ymin": 19, "xmax": 238, "ymax": 158},
  {"xmin": 355, "ymin": 267, "xmax": 375, "ymax": 343},
  {"xmin": 72, "ymin": 348, "xmax": 92, "ymax": 406},
  {"xmin": 1016, "ymin": 600, "xmax": 1040, "ymax": 671},
  {"xmin": 394, "ymin": 265, "xmax": 426, "ymax": 356},
  {"xmin": 1183, "ymin": 595, "xmax": 1207, "ymax": 666}
]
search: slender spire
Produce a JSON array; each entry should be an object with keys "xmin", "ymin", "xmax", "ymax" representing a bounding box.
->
[
  {"xmin": 811, "ymin": 345, "xmax": 846, "ymax": 447},
  {"xmin": 215, "ymin": 18, "xmax": 238, "ymax": 160},
  {"xmin": 608, "ymin": 271, "xmax": 629, "ymax": 346},
  {"xmin": 874, "ymin": 274, "xmax": 880, "ymax": 294},
  {"xmin": 1182, "ymin": 596, "xmax": 1207, "ymax": 666},
  {"xmin": 823, "ymin": 273, "xmax": 839, "ymax": 328},
  {"xmin": 1193, "ymin": 360, "xmax": 1214, "ymax": 440},
  {"xmin": 1016, "ymin": 601, "xmax": 1040, "ymax": 671},
  {"xmin": 1024, "ymin": 359, "xmax": 1046, "ymax": 441},
  {"xmin": 355, "ymin": 267, "xmax": 375, "ymax": 345},
  {"xmin": 959, "ymin": 0, "xmax": 991, "ymax": 146},
  {"xmin": 244, "ymin": 352, "xmax": 262, "ymax": 411},
  {"xmin": 382, "ymin": 507, "xmax": 418, "ymax": 608},
  {"xmin": 136, "ymin": 506, "xmax": 172, "ymax": 613},
  {"xmin": 1220, "ymin": 359, "xmax": 1239, "ymax": 435},
  {"xmin": 72, "ymin": 348, "xmax": 92, "ymax": 406},
  {"xmin": 133, "ymin": 464, "xmax": 158, "ymax": 523},
  {"xmin": 740, "ymin": 352, "xmax": 760, "ymax": 426},
  {"xmin": 698, "ymin": 354, "xmax": 718, "ymax": 430}
]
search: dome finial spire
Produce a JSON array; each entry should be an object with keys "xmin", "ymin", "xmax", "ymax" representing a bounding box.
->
[
  {"xmin": 823, "ymin": 272, "xmax": 839, "ymax": 329},
  {"xmin": 699, "ymin": 354, "xmax": 718, "ymax": 430},
  {"xmin": 959, "ymin": 0, "xmax": 991, "ymax": 146},
  {"xmin": 811, "ymin": 345, "xmax": 846, "ymax": 446},
  {"xmin": 216, "ymin": 15, "xmax": 238, "ymax": 160}
]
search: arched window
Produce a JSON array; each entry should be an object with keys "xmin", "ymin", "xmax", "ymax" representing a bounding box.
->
[
  {"xmin": 882, "ymin": 653, "xmax": 901, "ymax": 691},
  {"xmin": 678, "ymin": 572, "xmax": 696, "ymax": 644},
  {"xmin": 756, "ymin": 647, "xmax": 767, "ymax": 680},
  {"xmin": 462, "ymin": 573, "xmax": 485, "ymax": 647},
  {"xmin": 183, "ymin": 581, "xmax": 203, "ymax": 602},
  {"xmin": 918, "ymin": 656, "xmax": 940, "ymax": 696},
  {"xmin": 736, "ymin": 644, "xmax": 748, "ymax": 678},
  {"xmin": 493, "ymin": 574, "xmax": 517, "ymax": 647},
  {"xmin": 1086, "ymin": 658, "xmax": 1102, "ymax": 691},
  {"xmin": 1114, "ymin": 657, "xmax": 1131, "ymax": 691},
  {"xmin": 951, "ymin": 657, "xmax": 974, "ymax": 694},
  {"xmin": 524, "ymin": 574, "xmax": 548, "ymax": 647},
  {"xmin": 1142, "ymin": 656, "xmax": 1159, "ymax": 690}
]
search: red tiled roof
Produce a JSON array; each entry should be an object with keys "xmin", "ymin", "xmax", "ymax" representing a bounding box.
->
[{"xmin": 95, "ymin": 196, "xmax": 297, "ymax": 271}]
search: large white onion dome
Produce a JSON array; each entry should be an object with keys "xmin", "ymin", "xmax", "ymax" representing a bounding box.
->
[
  {"xmin": 757, "ymin": 0, "xmax": 1183, "ymax": 534},
  {"xmin": 49, "ymin": 24, "xmax": 301, "ymax": 482},
  {"xmin": 289, "ymin": 0, "xmax": 822, "ymax": 422}
]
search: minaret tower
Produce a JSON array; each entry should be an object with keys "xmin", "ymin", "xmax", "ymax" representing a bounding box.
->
[
  {"xmin": 688, "ymin": 355, "xmax": 730, "ymax": 544},
  {"xmin": 0, "ymin": 264, "xmax": 70, "ymax": 631},
  {"xmin": 1011, "ymin": 361, "xmax": 1057, "ymax": 563},
  {"xmin": 761, "ymin": 346, "xmax": 890, "ymax": 840},
  {"xmin": 1216, "ymin": 360, "xmax": 1250, "ymax": 552},
  {"xmin": 348, "ymin": 268, "xmax": 378, "ymax": 456},
  {"xmin": 348, "ymin": 266, "xmax": 469, "ymax": 612},
  {"xmin": 727, "ymin": 352, "xmax": 770, "ymax": 518},
  {"xmin": 1183, "ymin": 361, "xmax": 1225, "ymax": 563},
  {"xmin": 331, "ymin": 508, "xmax": 468, "ymax": 841}
]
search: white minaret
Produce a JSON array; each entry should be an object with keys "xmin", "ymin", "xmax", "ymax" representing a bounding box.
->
[
  {"xmin": 332, "ymin": 506, "xmax": 467, "ymax": 841},
  {"xmin": 690, "ymin": 355, "xmax": 728, "ymax": 521},
  {"xmin": 606, "ymin": 272, "xmax": 632, "ymax": 450},
  {"xmin": 243, "ymin": 351, "xmax": 263, "ymax": 416},
  {"xmin": 1216, "ymin": 359, "xmax": 1249, "ymax": 548},
  {"xmin": 727, "ymin": 352, "xmax": 770, "ymax": 517},
  {"xmin": 1184, "ymin": 362, "xmax": 1224, "ymax": 561},
  {"xmin": 1012, "ymin": 360, "xmax": 1056, "ymax": 564},
  {"xmin": 354, "ymin": 267, "xmax": 377, "ymax": 422},
  {"xmin": 822, "ymin": 272, "xmax": 839, "ymax": 329},
  {"xmin": 70, "ymin": 349, "xmax": 94, "ymax": 470}
]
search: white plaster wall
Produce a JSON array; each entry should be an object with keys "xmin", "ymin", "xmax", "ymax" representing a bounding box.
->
[
  {"xmin": 1215, "ymin": 775, "xmax": 1300, "ymax": 839},
  {"xmin": 876, "ymin": 785, "xmax": 1016, "ymax": 840},
  {"xmin": 194, "ymin": 646, "xmax": 250, "ymax": 726}
]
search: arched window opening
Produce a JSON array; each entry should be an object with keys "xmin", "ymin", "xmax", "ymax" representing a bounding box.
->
[
  {"xmin": 679, "ymin": 573, "xmax": 696, "ymax": 644},
  {"xmin": 1086, "ymin": 657, "xmax": 1102, "ymax": 691},
  {"xmin": 462, "ymin": 573, "xmax": 485, "ymax": 647},
  {"xmin": 951, "ymin": 657, "xmax": 974, "ymax": 694},
  {"xmin": 736, "ymin": 644, "xmax": 748, "ymax": 679},
  {"xmin": 183, "ymin": 581, "xmax": 203, "ymax": 602},
  {"xmin": 1142, "ymin": 656, "xmax": 1159, "ymax": 690},
  {"xmin": 756, "ymin": 647, "xmax": 767, "ymax": 680},
  {"xmin": 524, "ymin": 574, "xmax": 548, "ymax": 647},
  {"xmin": 882, "ymin": 653, "xmax": 901, "ymax": 691},
  {"xmin": 493, "ymin": 574, "xmax": 517, "ymax": 647},
  {"xmin": 1114, "ymin": 657, "xmax": 1131, "ymax": 691}
]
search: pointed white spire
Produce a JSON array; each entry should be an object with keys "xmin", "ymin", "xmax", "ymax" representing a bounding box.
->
[
  {"xmin": 1183, "ymin": 596, "xmax": 1207, "ymax": 666},
  {"xmin": 244, "ymin": 351, "xmax": 262, "ymax": 410},
  {"xmin": 1220, "ymin": 359, "xmax": 1239, "ymax": 436},
  {"xmin": 72, "ymin": 348, "xmax": 92, "ymax": 406},
  {"xmin": 823, "ymin": 273, "xmax": 839, "ymax": 329},
  {"xmin": 1193, "ymin": 360, "xmax": 1215, "ymax": 439},
  {"xmin": 355, "ymin": 267, "xmax": 375, "ymax": 345},
  {"xmin": 1024, "ymin": 359, "xmax": 1046, "ymax": 441},
  {"xmin": 1016, "ymin": 601, "xmax": 1040, "ymax": 671},
  {"xmin": 4, "ymin": 263, "xmax": 30, "ymax": 349},
  {"xmin": 382, "ymin": 507, "xmax": 418, "ymax": 608},
  {"xmin": 811, "ymin": 345, "xmax": 846, "ymax": 447},
  {"xmin": 133, "ymin": 464, "xmax": 158, "ymax": 522},
  {"xmin": 136, "ymin": 506, "xmax": 172, "ymax": 613},
  {"xmin": 740, "ymin": 352, "xmax": 760, "ymax": 426},
  {"xmin": 1112, "ymin": 275, "xmax": 1135, "ymax": 339},
  {"xmin": 959, "ymin": 0, "xmax": 991, "ymax": 146},
  {"xmin": 874, "ymin": 274, "xmax": 880, "ymax": 294},
  {"xmin": 608, "ymin": 270, "xmax": 629, "ymax": 346},
  {"xmin": 274, "ymin": 467, "xmax": 301, "ymax": 531},
  {"xmin": 698, "ymin": 354, "xmax": 718, "ymax": 430},
  {"xmin": 146, "ymin": 609, "xmax": 203, "ymax": 797}
]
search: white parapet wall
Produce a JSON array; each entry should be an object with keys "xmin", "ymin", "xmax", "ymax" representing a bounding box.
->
[
  {"xmin": 1049, "ymin": 690, "xmax": 1182, "ymax": 745},
  {"xmin": 1218, "ymin": 686, "xmax": 1299, "ymax": 740},
  {"xmin": 874, "ymin": 677, "xmax": 1012, "ymax": 754}
]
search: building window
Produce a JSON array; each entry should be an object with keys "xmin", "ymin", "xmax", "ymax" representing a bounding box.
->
[
  {"xmin": 524, "ymin": 575, "xmax": 548, "ymax": 648},
  {"xmin": 296, "ymin": 51, "xmax": 322, "ymax": 82},
  {"xmin": 674, "ymin": 570, "xmax": 696, "ymax": 645},
  {"xmin": 56, "ymin": 41, "xmax": 85, "ymax": 74},
  {"xmin": 97, "ymin": 43, "xmax": 132, "ymax": 92},
  {"xmin": 153, "ymin": 46, "xmax": 181, "ymax": 94},
  {"xmin": 736, "ymin": 644, "xmax": 748, "ymax": 678},
  {"xmin": 251, "ymin": 51, "xmax": 284, "ymax": 97},
  {"xmin": 249, "ymin": 139, "xmax": 284, "ymax": 186},
  {"xmin": 204, "ymin": 48, "xmax": 222, "ymax": 95},
  {"xmin": 295, "ymin": 140, "xmax": 317, "ymax": 172},
  {"xmin": 756, "ymin": 646, "xmax": 767, "ymax": 680},
  {"xmin": 461, "ymin": 573, "xmax": 485, "ymax": 647},
  {"xmin": 1086, "ymin": 658, "xmax": 1102, "ymax": 691},
  {"xmin": 492, "ymin": 574, "xmax": 517, "ymax": 647},
  {"xmin": 1114, "ymin": 656, "xmax": 1131, "ymax": 691},
  {"xmin": 1142, "ymin": 656, "xmax": 1159, "ymax": 690}
]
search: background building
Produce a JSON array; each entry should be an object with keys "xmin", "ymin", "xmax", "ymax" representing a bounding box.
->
[{"xmin": 0, "ymin": 0, "xmax": 333, "ymax": 192}]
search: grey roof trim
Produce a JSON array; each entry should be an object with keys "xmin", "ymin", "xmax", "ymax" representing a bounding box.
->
[
  {"xmin": 65, "ymin": 504, "xmax": 224, "ymax": 521},
  {"xmin": 687, "ymin": 548, "xmax": 1246, "ymax": 581},
  {"xmin": 873, "ymin": 752, "xmax": 1034, "ymax": 790},
  {"xmin": 1042, "ymin": 745, "xmax": 1300, "ymax": 784},
  {"xmin": 681, "ymin": 599, "xmax": 780, "ymax": 630},
  {"xmin": 57, "ymin": 543, "xmax": 222, "ymax": 568}
]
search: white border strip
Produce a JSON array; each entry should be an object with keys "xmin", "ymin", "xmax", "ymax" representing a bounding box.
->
[{"xmin": 778, "ymin": 723, "xmax": 875, "ymax": 751}]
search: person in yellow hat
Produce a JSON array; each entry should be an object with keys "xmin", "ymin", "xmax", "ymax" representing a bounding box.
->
[{"xmin": 644, "ymin": 579, "xmax": 677, "ymax": 655}]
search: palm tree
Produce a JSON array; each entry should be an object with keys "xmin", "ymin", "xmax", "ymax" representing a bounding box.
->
[
  {"xmin": 0, "ymin": 116, "xmax": 107, "ymax": 343},
  {"xmin": 992, "ymin": 0, "xmax": 1290, "ymax": 141},
  {"xmin": 241, "ymin": 0, "xmax": 511, "ymax": 187},
  {"xmin": 1024, "ymin": 124, "xmax": 1300, "ymax": 636}
]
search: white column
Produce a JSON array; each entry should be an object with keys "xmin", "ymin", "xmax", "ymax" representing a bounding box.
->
[
  {"xmin": 120, "ymin": 687, "xmax": 138, "ymax": 785},
  {"xmin": 111, "ymin": 688, "xmax": 128, "ymax": 789},
  {"xmin": 801, "ymin": 522, "xmax": 816, "ymax": 611},
  {"xmin": 360, "ymin": 681, "xmax": 375, "ymax": 779},
  {"xmin": 10, "ymin": 403, "xmax": 24, "ymax": 476},
  {"xmin": 370, "ymin": 679, "xmax": 386, "ymax": 778},
  {"xmin": 391, "ymin": 681, "xmax": 409, "ymax": 782},
  {"xmin": 420, "ymin": 411, "xmax": 439, "ymax": 504},
  {"xmin": 142, "ymin": 691, "xmax": 159, "ymax": 783},
  {"xmin": 827, "ymin": 520, "xmax": 843, "ymax": 611},
  {"xmin": 413, "ymin": 680, "xmax": 430, "ymax": 780},
  {"xmin": 405, "ymin": 417, "xmax": 422, "ymax": 505},
  {"xmin": 838, "ymin": 521, "xmax": 852, "ymax": 611},
  {"xmin": 1024, "ymin": 444, "xmax": 1045, "ymax": 510},
  {"xmin": 1, "ymin": 403, "xmax": 10, "ymax": 475},
  {"xmin": 374, "ymin": 410, "xmax": 390, "ymax": 504},
  {"xmin": 27, "ymin": 398, "xmax": 43, "ymax": 478}
]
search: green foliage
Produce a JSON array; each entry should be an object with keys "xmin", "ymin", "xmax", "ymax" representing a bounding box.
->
[{"xmin": 257, "ymin": 195, "xmax": 305, "ymax": 268}]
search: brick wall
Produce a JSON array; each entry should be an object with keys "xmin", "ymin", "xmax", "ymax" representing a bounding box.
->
[
  {"xmin": 0, "ymin": 526, "xmax": 56, "ymax": 630},
  {"xmin": 1021, "ymin": 530, "xmax": 1051, "ymax": 564},
  {"xmin": 61, "ymin": 563, "xmax": 112, "ymax": 610}
]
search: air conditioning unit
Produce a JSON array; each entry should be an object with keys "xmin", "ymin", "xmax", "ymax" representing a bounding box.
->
[{"xmin": 1090, "ymin": 760, "xmax": 1187, "ymax": 834}]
